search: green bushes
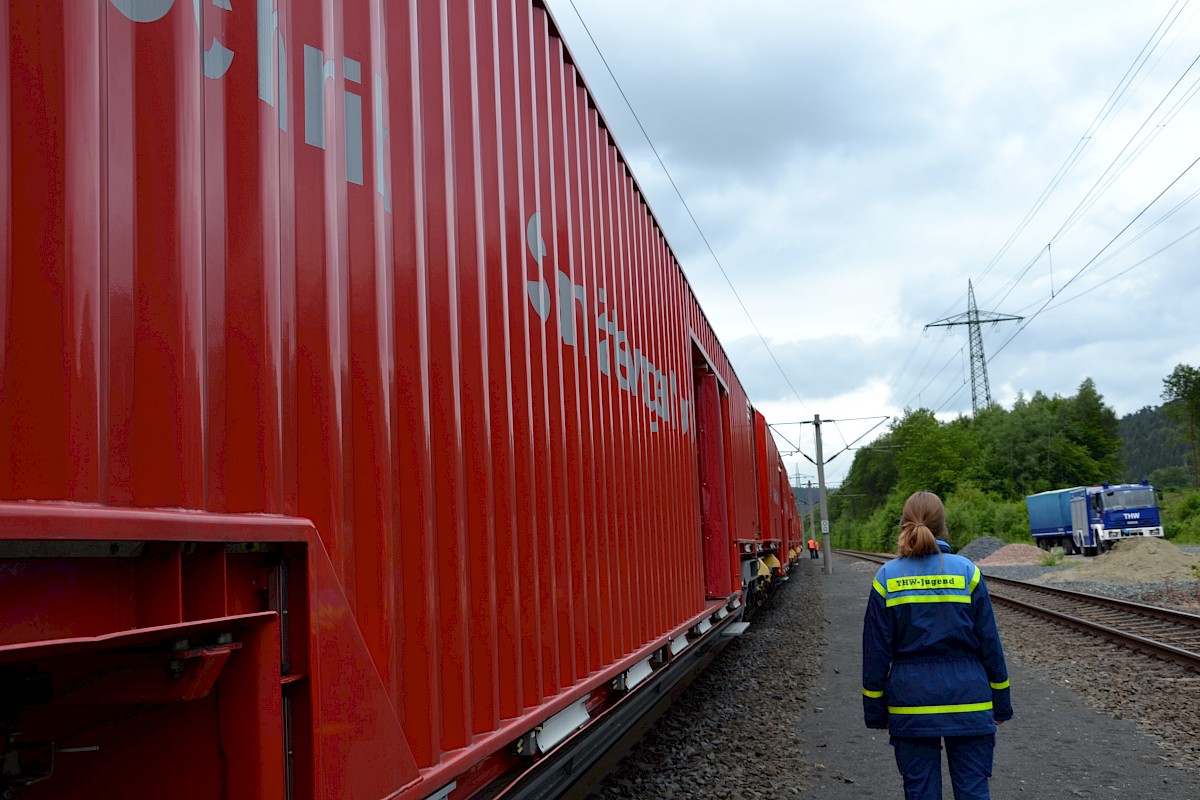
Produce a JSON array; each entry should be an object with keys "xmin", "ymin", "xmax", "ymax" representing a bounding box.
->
[
  {"xmin": 1162, "ymin": 489, "xmax": 1200, "ymax": 543},
  {"xmin": 944, "ymin": 486, "xmax": 1028, "ymax": 548},
  {"xmin": 834, "ymin": 485, "xmax": 1028, "ymax": 553}
]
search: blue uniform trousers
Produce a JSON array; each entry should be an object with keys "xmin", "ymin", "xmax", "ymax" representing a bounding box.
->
[{"xmin": 890, "ymin": 734, "xmax": 994, "ymax": 800}]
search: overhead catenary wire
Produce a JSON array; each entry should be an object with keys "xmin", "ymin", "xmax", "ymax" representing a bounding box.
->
[
  {"xmin": 1043, "ymin": 49, "xmax": 1200, "ymax": 251},
  {"xmin": 986, "ymin": 52, "xmax": 1200, "ymax": 316},
  {"xmin": 978, "ymin": 0, "xmax": 1194, "ymax": 301},
  {"xmin": 907, "ymin": 193, "xmax": 1197, "ymax": 418},
  {"xmin": 1060, "ymin": 183, "xmax": 1200, "ymax": 285},
  {"xmin": 931, "ymin": 171, "xmax": 1200, "ymax": 413},
  {"xmin": 988, "ymin": 151, "xmax": 1200, "ymax": 363},
  {"xmin": 894, "ymin": 321, "xmax": 955, "ymax": 408},
  {"xmin": 906, "ymin": 0, "xmax": 1199, "ymax": 413},
  {"xmin": 902, "ymin": 344, "xmax": 965, "ymax": 413},
  {"xmin": 981, "ymin": 1, "xmax": 1200, "ymax": 317},
  {"xmin": 563, "ymin": 0, "xmax": 810, "ymax": 415},
  {"xmin": 926, "ymin": 0, "xmax": 1195, "ymax": 327},
  {"xmin": 825, "ymin": 416, "xmax": 893, "ymax": 464},
  {"xmin": 1042, "ymin": 219, "xmax": 1200, "ymax": 311}
]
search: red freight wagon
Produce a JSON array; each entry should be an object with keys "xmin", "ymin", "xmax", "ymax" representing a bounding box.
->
[
  {"xmin": 748, "ymin": 409, "xmax": 803, "ymax": 596},
  {"xmin": 0, "ymin": 2, "xmax": 801, "ymax": 798}
]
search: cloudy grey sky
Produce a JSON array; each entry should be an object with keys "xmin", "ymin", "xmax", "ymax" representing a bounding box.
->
[{"xmin": 544, "ymin": 0, "xmax": 1200, "ymax": 485}]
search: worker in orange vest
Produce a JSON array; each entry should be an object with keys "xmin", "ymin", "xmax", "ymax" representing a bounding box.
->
[{"xmin": 807, "ymin": 537, "xmax": 819, "ymax": 559}]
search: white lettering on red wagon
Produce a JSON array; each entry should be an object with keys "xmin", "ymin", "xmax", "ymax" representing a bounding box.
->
[
  {"xmin": 108, "ymin": 2, "xmax": 687, "ymax": 432},
  {"xmin": 256, "ymin": 0, "xmax": 287, "ymax": 128},
  {"xmin": 527, "ymin": 213, "xmax": 691, "ymax": 435},
  {"xmin": 110, "ymin": 0, "xmax": 392, "ymax": 210},
  {"xmin": 111, "ymin": 0, "xmax": 234, "ymax": 78}
]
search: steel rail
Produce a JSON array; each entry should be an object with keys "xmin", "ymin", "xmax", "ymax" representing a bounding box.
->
[{"xmin": 835, "ymin": 550, "xmax": 1200, "ymax": 673}]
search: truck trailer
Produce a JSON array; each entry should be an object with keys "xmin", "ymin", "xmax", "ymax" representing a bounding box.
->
[{"xmin": 1026, "ymin": 482, "xmax": 1164, "ymax": 556}]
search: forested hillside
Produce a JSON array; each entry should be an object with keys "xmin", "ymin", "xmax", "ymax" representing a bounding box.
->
[
  {"xmin": 1119, "ymin": 405, "xmax": 1188, "ymax": 486},
  {"xmin": 831, "ymin": 371, "xmax": 1200, "ymax": 550}
]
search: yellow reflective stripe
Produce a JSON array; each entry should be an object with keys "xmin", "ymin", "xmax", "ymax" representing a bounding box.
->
[
  {"xmin": 888, "ymin": 701, "xmax": 993, "ymax": 715},
  {"xmin": 969, "ymin": 566, "xmax": 981, "ymax": 593},
  {"xmin": 863, "ymin": 687, "xmax": 884, "ymax": 698},
  {"xmin": 885, "ymin": 594, "xmax": 972, "ymax": 607},
  {"xmin": 872, "ymin": 579, "xmax": 885, "ymax": 597},
  {"xmin": 990, "ymin": 679, "xmax": 1010, "ymax": 690},
  {"xmin": 885, "ymin": 574, "xmax": 965, "ymax": 592}
]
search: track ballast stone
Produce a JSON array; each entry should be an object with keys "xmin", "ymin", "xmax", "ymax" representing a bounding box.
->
[{"xmin": 584, "ymin": 568, "xmax": 825, "ymax": 799}]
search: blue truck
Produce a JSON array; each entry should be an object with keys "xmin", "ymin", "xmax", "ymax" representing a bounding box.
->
[{"xmin": 1025, "ymin": 481, "xmax": 1164, "ymax": 556}]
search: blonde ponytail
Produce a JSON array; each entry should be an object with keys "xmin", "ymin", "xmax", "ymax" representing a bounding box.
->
[{"xmin": 897, "ymin": 493, "xmax": 946, "ymax": 558}]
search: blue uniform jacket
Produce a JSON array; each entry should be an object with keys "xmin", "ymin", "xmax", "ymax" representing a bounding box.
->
[{"xmin": 862, "ymin": 552, "xmax": 1012, "ymax": 737}]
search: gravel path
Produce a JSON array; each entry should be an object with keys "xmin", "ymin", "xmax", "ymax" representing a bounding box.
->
[{"xmin": 580, "ymin": 551, "xmax": 1200, "ymax": 798}]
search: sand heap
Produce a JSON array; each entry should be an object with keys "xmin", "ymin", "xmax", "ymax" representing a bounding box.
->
[
  {"xmin": 977, "ymin": 543, "xmax": 1047, "ymax": 566},
  {"xmin": 1041, "ymin": 537, "xmax": 1200, "ymax": 584}
]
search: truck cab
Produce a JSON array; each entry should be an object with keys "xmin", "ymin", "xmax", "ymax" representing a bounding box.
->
[{"xmin": 1069, "ymin": 482, "xmax": 1164, "ymax": 556}]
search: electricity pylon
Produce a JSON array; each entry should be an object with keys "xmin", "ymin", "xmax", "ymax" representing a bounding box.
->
[{"xmin": 925, "ymin": 281, "xmax": 1022, "ymax": 415}]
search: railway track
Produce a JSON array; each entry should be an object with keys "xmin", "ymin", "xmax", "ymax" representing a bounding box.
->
[{"xmin": 837, "ymin": 549, "xmax": 1200, "ymax": 672}]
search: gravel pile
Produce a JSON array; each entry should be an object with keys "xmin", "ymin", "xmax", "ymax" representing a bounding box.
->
[
  {"xmin": 956, "ymin": 536, "xmax": 1008, "ymax": 562},
  {"xmin": 584, "ymin": 570, "xmax": 824, "ymax": 799},
  {"xmin": 1045, "ymin": 536, "xmax": 1200, "ymax": 584}
]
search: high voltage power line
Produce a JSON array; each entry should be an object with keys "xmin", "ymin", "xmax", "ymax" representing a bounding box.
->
[
  {"xmin": 901, "ymin": 0, "xmax": 1200, "ymax": 413},
  {"xmin": 559, "ymin": 0, "xmax": 1193, "ymax": 452},
  {"xmin": 562, "ymin": 0, "xmax": 810, "ymax": 417},
  {"xmin": 988, "ymin": 152, "xmax": 1200, "ymax": 364}
]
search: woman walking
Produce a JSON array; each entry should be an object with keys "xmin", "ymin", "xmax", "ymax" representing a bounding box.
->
[{"xmin": 861, "ymin": 491, "xmax": 1012, "ymax": 800}]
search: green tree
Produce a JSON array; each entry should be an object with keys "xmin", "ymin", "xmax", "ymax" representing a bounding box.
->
[
  {"xmin": 973, "ymin": 397, "xmax": 1033, "ymax": 495},
  {"xmin": 974, "ymin": 382, "xmax": 1120, "ymax": 493},
  {"xmin": 834, "ymin": 379, "xmax": 1126, "ymax": 550},
  {"xmin": 1071, "ymin": 377, "xmax": 1122, "ymax": 478},
  {"xmin": 893, "ymin": 412, "xmax": 973, "ymax": 498},
  {"xmin": 1163, "ymin": 364, "xmax": 1200, "ymax": 488},
  {"xmin": 1150, "ymin": 465, "xmax": 1192, "ymax": 491},
  {"xmin": 842, "ymin": 431, "xmax": 898, "ymax": 509}
]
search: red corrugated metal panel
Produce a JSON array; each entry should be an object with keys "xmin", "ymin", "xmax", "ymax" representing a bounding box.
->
[
  {"xmin": 500, "ymin": 0, "xmax": 545, "ymax": 718},
  {"xmin": 387, "ymin": 0, "xmax": 443, "ymax": 767},
  {"xmin": 2, "ymin": 3, "xmax": 101, "ymax": 504},
  {"xmin": 696, "ymin": 372, "xmax": 734, "ymax": 598},
  {"xmin": 0, "ymin": 1, "xmax": 799, "ymax": 797},
  {"xmin": 204, "ymin": 0, "xmax": 288, "ymax": 519},
  {"xmin": 476, "ymin": 0, "xmax": 524, "ymax": 727},
  {"xmin": 753, "ymin": 409, "xmax": 785, "ymax": 545}
]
